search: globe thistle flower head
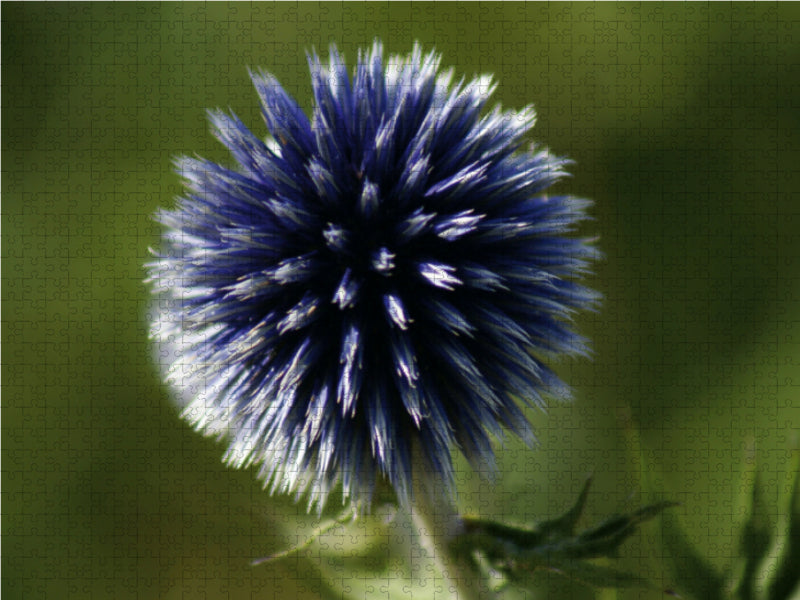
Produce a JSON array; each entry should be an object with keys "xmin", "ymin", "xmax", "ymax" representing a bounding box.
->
[{"xmin": 147, "ymin": 41, "xmax": 599, "ymax": 514}]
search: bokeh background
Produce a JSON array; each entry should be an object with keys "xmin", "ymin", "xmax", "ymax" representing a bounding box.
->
[{"xmin": 4, "ymin": 3, "xmax": 799, "ymax": 599}]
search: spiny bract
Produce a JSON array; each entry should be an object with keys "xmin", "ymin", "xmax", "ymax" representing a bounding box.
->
[{"xmin": 147, "ymin": 41, "xmax": 599, "ymax": 514}]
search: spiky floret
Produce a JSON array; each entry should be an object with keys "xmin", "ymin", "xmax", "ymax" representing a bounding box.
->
[{"xmin": 147, "ymin": 42, "xmax": 599, "ymax": 513}]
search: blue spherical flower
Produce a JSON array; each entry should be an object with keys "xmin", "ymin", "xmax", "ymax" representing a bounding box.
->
[{"xmin": 147, "ymin": 42, "xmax": 599, "ymax": 513}]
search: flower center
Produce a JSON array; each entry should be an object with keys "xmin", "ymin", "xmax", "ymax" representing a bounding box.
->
[
  {"xmin": 323, "ymin": 220, "xmax": 398, "ymax": 276},
  {"xmin": 321, "ymin": 176, "xmax": 405, "ymax": 280}
]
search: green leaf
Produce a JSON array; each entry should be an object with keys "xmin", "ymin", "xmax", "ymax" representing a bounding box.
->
[
  {"xmin": 660, "ymin": 510, "xmax": 726, "ymax": 600},
  {"xmin": 566, "ymin": 500, "xmax": 679, "ymax": 560},
  {"xmin": 762, "ymin": 448, "xmax": 800, "ymax": 600},
  {"xmin": 450, "ymin": 476, "xmax": 675, "ymax": 592},
  {"xmin": 537, "ymin": 475, "xmax": 594, "ymax": 537},
  {"xmin": 731, "ymin": 470, "xmax": 774, "ymax": 600},
  {"xmin": 450, "ymin": 477, "xmax": 596, "ymax": 563}
]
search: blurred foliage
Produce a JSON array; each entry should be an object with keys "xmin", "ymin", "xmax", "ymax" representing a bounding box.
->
[
  {"xmin": 4, "ymin": 3, "xmax": 799, "ymax": 599},
  {"xmin": 660, "ymin": 448, "xmax": 800, "ymax": 600},
  {"xmin": 450, "ymin": 477, "xmax": 677, "ymax": 595}
]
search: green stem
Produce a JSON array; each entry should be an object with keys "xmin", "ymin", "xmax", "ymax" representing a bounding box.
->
[{"xmin": 409, "ymin": 442, "xmax": 492, "ymax": 600}]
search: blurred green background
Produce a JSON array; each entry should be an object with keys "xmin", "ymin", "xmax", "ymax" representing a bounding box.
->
[{"xmin": 4, "ymin": 3, "xmax": 799, "ymax": 599}]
